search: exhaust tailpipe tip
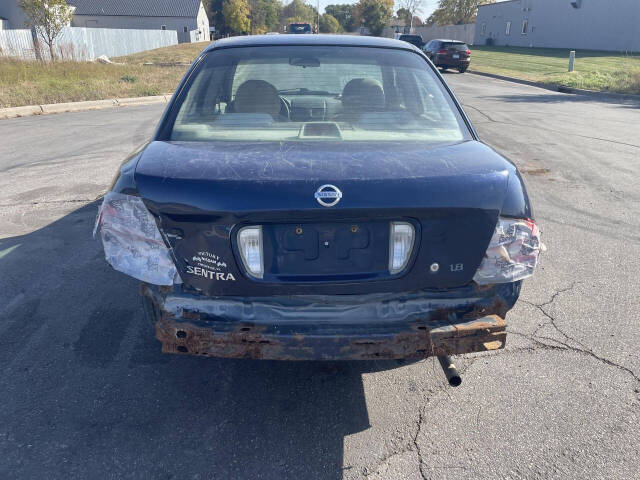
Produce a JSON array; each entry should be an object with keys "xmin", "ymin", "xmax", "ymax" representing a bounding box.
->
[{"xmin": 438, "ymin": 355, "xmax": 462, "ymax": 387}]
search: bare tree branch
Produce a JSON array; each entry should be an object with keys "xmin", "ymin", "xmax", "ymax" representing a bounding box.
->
[
  {"xmin": 397, "ymin": 0, "xmax": 424, "ymax": 28},
  {"xmin": 19, "ymin": 0, "xmax": 73, "ymax": 61}
]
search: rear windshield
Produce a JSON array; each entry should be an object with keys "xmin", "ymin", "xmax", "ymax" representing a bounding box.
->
[
  {"xmin": 163, "ymin": 46, "xmax": 471, "ymax": 144},
  {"xmin": 443, "ymin": 42, "xmax": 469, "ymax": 51}
]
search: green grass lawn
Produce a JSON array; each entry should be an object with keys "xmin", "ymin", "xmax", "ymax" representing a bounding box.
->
[
  {"xmin": 0, "ymin": 58, "xmax": 187, "ymax": 108},
  {"xmin": 2, "ymin": 42, "xmax": 639, "ymax": 109},
  {"xmin": 469, "ymin": 46, "xmax": 640, "ymax": 94},
  {"xmin": 116, "ymin": 42, "xmax": 208, "ymax": 65},
  {"xmin": 0, "ymin": 43, "xmax": 209, "ymax": 109}
]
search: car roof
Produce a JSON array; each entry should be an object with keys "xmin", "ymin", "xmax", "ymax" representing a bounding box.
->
[
  {"xmin": 207, "ymin": 34, "xmax": 419, "ymax": 52},
  {"xmin": 431, "ymin": 39, "xmax": 466, "ymax": 43}
]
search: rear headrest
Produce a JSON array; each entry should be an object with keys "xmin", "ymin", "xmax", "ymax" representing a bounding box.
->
[
  {"xmin": 341, "ymin": 78, "xmax": 385, "ymax": 112},
  {"xmin": 234, "ymin": 80, "xmax": 281, "ymax": 117}
]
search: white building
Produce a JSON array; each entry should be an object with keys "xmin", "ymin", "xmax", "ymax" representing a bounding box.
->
[{"xmin": 67, "ymin": 0, "xmax": 210, "ymax": 43}]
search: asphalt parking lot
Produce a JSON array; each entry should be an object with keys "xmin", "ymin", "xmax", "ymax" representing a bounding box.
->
[{"xmin": 1, "ymin": 73, "xmax": 639, "ymax": 479}]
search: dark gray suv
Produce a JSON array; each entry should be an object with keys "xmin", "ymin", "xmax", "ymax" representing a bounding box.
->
[{"xmin": 423, "ymin": 39, "xmax": 471, "ymax": 73}]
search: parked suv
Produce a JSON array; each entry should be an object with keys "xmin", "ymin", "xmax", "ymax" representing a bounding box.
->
[
  {"xmin": 289, "ymin": 23, "xmax": 312, "ymax": 34},
  {"xmin": 397, "ymin": 34, "xmax": 424, "ymax": 48},
  {"xmin": 423, "ymin": 39, "xmax": 471, "ymax": 73}
]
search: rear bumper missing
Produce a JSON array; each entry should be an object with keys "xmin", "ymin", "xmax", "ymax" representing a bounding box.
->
[{"xmin": 142, "ymin": 282, "xmax": 520, "ymax": 361}]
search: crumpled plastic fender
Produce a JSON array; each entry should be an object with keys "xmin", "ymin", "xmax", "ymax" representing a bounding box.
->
[
  {"xmin": 94, "ymin": 192, "xmax": 178, "ymax": 285},
  {"xmin": 473, "ymin": 218, "xmax": 544, "ymax": 285}
]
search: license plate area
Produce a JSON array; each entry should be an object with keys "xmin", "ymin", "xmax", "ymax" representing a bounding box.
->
[
  {"xmin": 452, "ymin": 54, "xmax": 460, "ymax": 59},
  {"xmin": 262, "ymin": 221, "xmax": 392, "ymax": 282}
]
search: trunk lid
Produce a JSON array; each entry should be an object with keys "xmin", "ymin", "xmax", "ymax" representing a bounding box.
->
[{"xmin": 135, "ymin": 140, "xmax": 510, "ymax": 296}]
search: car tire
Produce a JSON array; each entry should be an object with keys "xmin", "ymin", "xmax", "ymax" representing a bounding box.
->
[{"xmin": 458, "ymin": 66, "xmax": 468, "ymax": 73}]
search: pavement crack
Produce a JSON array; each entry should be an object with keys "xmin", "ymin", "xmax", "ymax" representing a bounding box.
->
[
  {"xmin": 536, "ymin": 335, "xmax": 640, "ymax": 384},
  {"xmin": 461, "ymin": 103, "xmax": 498, "ymax": 123},
  {"xmin": 363, "ymin": 361, "xmax": 473, "ymax": 478},
  {"xmin": 412, "ymin": 409, "xmax": 428, "ymax": 480},
  {"xmin": 510, "ymin": 282, "xmax": 640, "ymax": 385},
  {"xmin": 536, "ymin": 283, "xmax": 578, "ymax": 308},
  {"xmin": 522, "ymin": 283, "xmax": 583, "ymax": 346}
]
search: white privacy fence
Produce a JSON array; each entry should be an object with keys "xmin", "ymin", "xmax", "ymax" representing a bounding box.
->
[
  {"xmin": 189, "ymin": 30, "xmax": 200, "ymax": 43},
  {"xmin": 0, "ymin": 30, "xmax": 34, "ymax": 58},
  {"xmin": 384, "ymin": 24, "xmax": 476, "ymax": 46},
  {"xmin": 0, "ymin": 27, "xmax": 178, "ymax": 61}
]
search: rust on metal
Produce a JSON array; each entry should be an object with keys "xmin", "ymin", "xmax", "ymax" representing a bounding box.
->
[
  {"xmin": 155, "ymin": 315, "xmax": 316, "ymax": 360},
  {"xmin": 153, "ymin": 311, "xmax": 507, "ymax": 361},
  {"xmin": 144, "ymin": 283, "xmax": 509, "ymax": 361},
  {"xmin": 339, "ymin": 314, "xmax": 506, "ymax": 360}
]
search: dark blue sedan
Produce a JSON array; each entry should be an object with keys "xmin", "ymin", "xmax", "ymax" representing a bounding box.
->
[{"xmin": 95, "ymin": 35, "xmax": 542, "ymax": 381}]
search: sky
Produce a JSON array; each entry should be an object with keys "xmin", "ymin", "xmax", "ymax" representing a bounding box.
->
[{"xmin": 313, "ymin": 0, "xmax": 440, "ymax": 17}]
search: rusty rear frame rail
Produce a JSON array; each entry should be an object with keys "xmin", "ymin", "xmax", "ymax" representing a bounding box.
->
[{"xmin": 142, "ymin": 283, "xmax": 515, "ymax": 361}]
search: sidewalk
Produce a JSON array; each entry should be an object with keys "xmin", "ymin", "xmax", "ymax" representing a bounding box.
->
[{"xmin": 0, "ymin": 94, "xmax": 172, "ymax": 119}]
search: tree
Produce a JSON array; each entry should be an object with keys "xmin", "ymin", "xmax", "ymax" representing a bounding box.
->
[
  {"xmin": 427, "ymin": 0, "xmax": 495, "ymax": 26},
  {"xmin": 281, "ymin": 0, "xmax": 317, "ymax": 25},
  {"xmin": 205, "ymin": 0, "xmax": 225, "ymax": 35},
  {"xmin": 249, "ymin": 0, "xmax": 282, "ymax": 34},
  {"xmin": 19, "ymin": 0, "xmax": 73, "ymax": 60},
  {"xmin": 205, "ymin": 0, "xmax": 230, "ymax": 35},
  {"xmin": 395, "ymin": 8, "xmax": 411, "ymax": 25},
  {"xmin": 396, "ymin": 0, "xmax": 424, "ymax": 28},
  {"xmin": 319, "ymin": 13, "xmax": 341, "ymax": 33},
  {"xmin": 223, "ymin": 0, "xmax": 251, "ymax": 34},
  {"xmin": 357, "ymin": 0, "xmax": 393, "ymax": 36},
  {"xmin": 325, "ymin": 4, "xmax": 356, "ymax": 32}
]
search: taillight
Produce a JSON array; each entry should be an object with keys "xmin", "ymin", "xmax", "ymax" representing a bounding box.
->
[
  {"xmin": 389, "ymin": 222, "xmax": 415, "ymax": 274},
  {"xmin": 466, "ymin": 49, "xmax": 471, "ymax": 55},
  {"xmin": 473, "ymin": 218, "xmax": 544, "ymax": 285},
  {"xmin": 237, "ymin": 226, "xmax": 264, "ymax": 278},
  {"xmin": 94, "ymin": 192, "xmax": 179, "ymax": 285},
  {"xmin": 436, "ymin": 49, "xmax": 447, "ymax": 54}
]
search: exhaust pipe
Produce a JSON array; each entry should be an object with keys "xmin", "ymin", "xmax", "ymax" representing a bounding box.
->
[{"xmin": 438, "ymin": 355, "xmax": 462, "ymax": 387}]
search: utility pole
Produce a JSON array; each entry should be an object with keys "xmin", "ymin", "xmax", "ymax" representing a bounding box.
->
[{"xmin": 317, "ymin": 0, "xmax": 320, "ymax": 33}]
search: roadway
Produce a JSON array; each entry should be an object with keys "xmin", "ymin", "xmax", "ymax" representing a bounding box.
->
[{"xmin": 0, "ymin": 73, "xmax": 639, "ymax": 479}]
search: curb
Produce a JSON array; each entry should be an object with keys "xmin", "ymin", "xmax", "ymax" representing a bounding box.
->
[
  {"xmin": 0, "ymin": 94, "xmax": 173, "ymax": 119},
  {"xmin": 554, "ymin": 85, "xmax": 640, "ymax": 100},
  {"xmin": 467, "ymin": 70, "xmax": 640, "ymax": 101},
  {"xmin": 466, "ymin": 70, "xmax": 556, "ymax": 92}
]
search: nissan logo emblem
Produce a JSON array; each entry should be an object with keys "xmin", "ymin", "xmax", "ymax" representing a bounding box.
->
[{"xmin": 314, "ymin": 184, "xmax": 342, "ymax": 207}]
